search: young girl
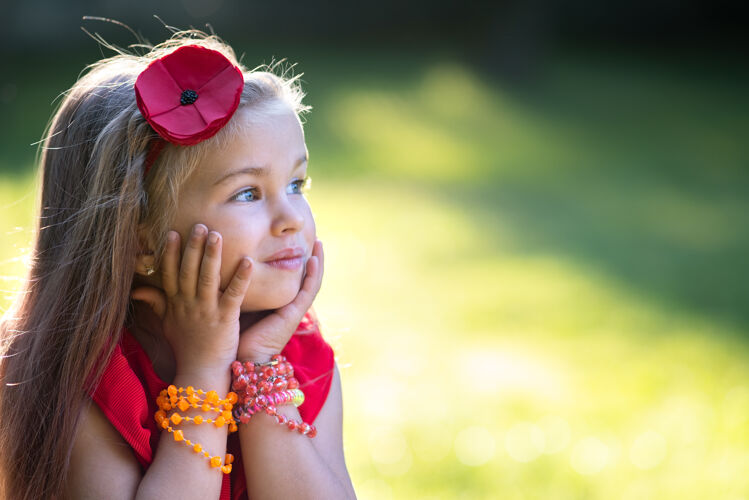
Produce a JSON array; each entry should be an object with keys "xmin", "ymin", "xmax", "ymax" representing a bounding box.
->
[{"xmin": 0, "ymin": 31, "xmax": 356, "ymax": 500}]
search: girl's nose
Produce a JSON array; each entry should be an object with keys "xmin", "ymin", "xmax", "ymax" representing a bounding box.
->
[{"xmin": 270, "ymin": 198, "xmax": 305, "ymax": 236}]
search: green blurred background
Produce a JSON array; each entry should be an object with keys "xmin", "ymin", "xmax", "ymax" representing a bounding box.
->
[{"xmin": 1, "ymin": 2, "xmax": 748, "ymax": 499}]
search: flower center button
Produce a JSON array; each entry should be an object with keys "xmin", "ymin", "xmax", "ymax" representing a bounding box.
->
[{"xmin": 180, "ymin": 89, "xmax": 199, "ymax": 105}]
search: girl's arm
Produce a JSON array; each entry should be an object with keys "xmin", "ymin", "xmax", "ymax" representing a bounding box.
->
[
  {"xmin": 308, "ymin": 364, "xmax": 356, "ymax": 495},
  {"xmin": 66, "ymin": 370, "xmax": 231, "ymax": 499},
  {"xmin": 238, "ymin": 362, "xmax": 356, "ymax": 499},
  {"xmin": 234, "ymin": 240, "xmax": 355, "ymax": 498},
  {"xmin": 66, "ymin": 226, "xmax": 252, "ymax": 499},
  {"xmin": 65, "ymin": 362, "xmax": 355, "ymax": 500},
  {"xmin": 137, "ymin": 368, "xmax": 233, "ymax": 498},
  {"xmin": 65, "ymin": 400, "xmax": 142, "ymax": 499}
]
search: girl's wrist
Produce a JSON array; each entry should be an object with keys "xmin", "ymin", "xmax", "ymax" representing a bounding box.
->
[
  {"xmin": 175, "ymin": 360, "xmax": 233, "ymax": 387},
  {"xmin": 175, "ymin": 348, "xmax": 237, "ymax": 372},
  {"xmin": 237, "ymin": 350, "xmax": 276, "ymax": 364},
  {"xmin": 237, "ymin": 340, "xmax": 289, "ymax": 363}
]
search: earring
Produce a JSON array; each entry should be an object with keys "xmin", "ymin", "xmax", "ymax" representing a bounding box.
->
[{"xmin": 145, "ymin": 265, "xmax": 155, "ymax": 276}]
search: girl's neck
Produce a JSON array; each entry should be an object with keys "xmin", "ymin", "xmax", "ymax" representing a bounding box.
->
[
  {"xmin": 127, "ymin": 301, "xmax": 273, "ymax": 383},
  {"xmin": 127, "ymin": 301, "xmax": 175, "ymax": 382}
]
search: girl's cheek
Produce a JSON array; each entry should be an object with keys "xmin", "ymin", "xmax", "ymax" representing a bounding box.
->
[{"xmin": 306, "ymin": 210, "xmax": 317, "ymax": 235}]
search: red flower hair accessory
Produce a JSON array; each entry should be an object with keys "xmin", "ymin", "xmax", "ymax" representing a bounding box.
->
[{"xmin": 135, "ymin": 45, "xmax": 244, "ymax": 146}]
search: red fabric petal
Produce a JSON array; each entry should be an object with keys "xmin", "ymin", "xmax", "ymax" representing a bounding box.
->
[
  {"xmin": 134, "ymin": 60, "xmax": 182, "ymax": 117},
  {"xmin": 193, "ymin": 65, "xmax": 244, "ymax": 125},
  {"xmin": 149, "ymin": 104, "xmax": 207, "ymax": 137},
  {"xmin": 158, "ymin": 121, "xmax": 226, "ymax": 146},
  {"xmin": 161, "ymin": 45, "xmax": 232, "ymax": 92}
]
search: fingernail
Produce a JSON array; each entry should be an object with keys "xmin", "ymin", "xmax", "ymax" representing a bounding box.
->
[
  {"xmin": 240, "ymin": 257, "xmax": 251, "ymax": 269},
  {"xmin": 208, "ymin": 232, "xmax": 219, "ymax": 245},
  {"xmin": 167, "ymin": 231, "xmax": 177, "ymax": 242},
  {"xmin": 193, "ymin": 224, "xmax": 206, "ymax": 236}
]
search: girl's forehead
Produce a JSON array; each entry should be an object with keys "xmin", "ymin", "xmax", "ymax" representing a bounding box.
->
[{"xmin": 187, "ymin": 109, "xmax": 307, "ymax": 186}]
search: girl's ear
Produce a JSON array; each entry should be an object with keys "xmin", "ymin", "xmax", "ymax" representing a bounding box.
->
[
  {"xmin": 135, "ymin": 251, "xmax": 156, "ymax": 277},
  {"xmin": 134, "ymin": 227, "xmax": 157, "ymax": 277}
]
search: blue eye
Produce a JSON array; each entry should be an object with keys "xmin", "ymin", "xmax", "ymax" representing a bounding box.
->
[
  {"xmin": 287, "ymin": 176, "xmax": 311, "ymax": 195},
  {"xmin": 233, "ymin": 187, "xmax": 259, "ymax": 202},
  {"xmin": 232, "ymin": 176, "xmax": 310, "ymax": 202}
]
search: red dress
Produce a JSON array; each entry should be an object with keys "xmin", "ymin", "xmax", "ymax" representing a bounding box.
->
[{"xmin": 90, "ymin": 312, "xmax": 335, "ymax": 500}]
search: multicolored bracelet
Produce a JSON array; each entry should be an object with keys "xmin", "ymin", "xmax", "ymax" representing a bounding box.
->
[
  {"xmin": 154, "ymin": 385, "xmax": 238, "ymax": 474},
  {"xmin": 230, "ymin": 355, "xmax": 317, "ymax": 438}
]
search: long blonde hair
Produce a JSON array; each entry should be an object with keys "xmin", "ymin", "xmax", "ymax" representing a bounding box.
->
[{"xmin": 0, "ymin": 30, "xmax": 310, "ymax": 499}]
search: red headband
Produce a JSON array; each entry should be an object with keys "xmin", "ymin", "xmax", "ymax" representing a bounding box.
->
[{"xmin": 135, "ymin": 45, "xmax": 244, "ymax": 175}]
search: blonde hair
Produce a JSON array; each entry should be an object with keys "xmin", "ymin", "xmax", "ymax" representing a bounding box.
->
[{"xmin": 0, "ymin": 30, "xmax": 310, "ymax": 499}]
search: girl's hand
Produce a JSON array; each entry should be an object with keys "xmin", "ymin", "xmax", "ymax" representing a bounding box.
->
[
  {"xmin": 237, "ymin": 239, "xmax": 324, "ymax": 362},
  {"xmin": 131, "ymin": 224, "xmax": 253, "ymax": 376}
]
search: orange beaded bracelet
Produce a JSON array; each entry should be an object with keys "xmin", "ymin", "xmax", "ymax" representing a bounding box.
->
[{"xmin": 155, "ymin": 385, "xmax": 238, "ymax": 474}]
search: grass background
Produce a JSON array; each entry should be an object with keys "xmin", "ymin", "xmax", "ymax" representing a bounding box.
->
[{"xmin": 2, "ymin": 44, "xmax": 748, "ymax": 499}]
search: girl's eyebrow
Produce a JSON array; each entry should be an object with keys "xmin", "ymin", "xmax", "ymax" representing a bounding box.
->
[{"xmin": 213, "ymin": 155, "xmax": 308, "ymax": 186}]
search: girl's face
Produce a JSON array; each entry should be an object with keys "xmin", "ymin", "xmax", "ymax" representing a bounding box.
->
[{"xmin": 171, "ymin": 104, "xmax": 316, "ymax": 312}]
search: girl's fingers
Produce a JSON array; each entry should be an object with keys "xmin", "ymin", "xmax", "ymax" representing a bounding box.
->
[
  {"xmin": 279, "ymin": 252, "xmax": 321, "ymax": 320},
  {"xmin": 303, "ymin": 240, "xmax": 324, "ymax": 298},
  {"xmin": 197, "ymin": 231, "xmax": 222, "ymax": 301},
  {"xmin": 219, "ymin": 257, "xmax": 253, "ymax": 311},
  {"xmin": 315, "ymin": 239, "xmax": 324, "ymax": 278},
  {"xmin": 161, "ymin": 231, "xmax": 181, "ymax": 298},
  {"xmin": 178, "ymin": 224, "xmax": 208, "ymax": 298},
  {"xmin": 130, "ymin": 286, "xmax": 167, "ymax": 319},
  {"xmin": 302, "ymin": 253, "xmax": 323, "ymax": 300}
]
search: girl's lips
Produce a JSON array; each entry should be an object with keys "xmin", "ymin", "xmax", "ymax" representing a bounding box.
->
[{"xmin": 263, "ymin": 256, "xmax": 304, "ymax": 271}]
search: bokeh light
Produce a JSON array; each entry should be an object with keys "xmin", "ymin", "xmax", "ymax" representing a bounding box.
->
[
  {"xmin": 537, "ymin": 415, "xmax": 571, "ymax": 454},
  {"xmin": 629, "ymin": 430, "xmax": 667, "ymax": 470},
  {"xmin": 570, "ymin": 436, "xmax": 610, "ymax": 475},
  {"xmin": 505, "ymin": 422, "xmax": 545, "ymax": 463},
  {"xmin": 454, "ymin": 426, "xmax": 496, "ymax": 466}
]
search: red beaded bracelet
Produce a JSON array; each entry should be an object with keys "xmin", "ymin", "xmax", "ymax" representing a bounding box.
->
[{"xmin": 230, "ymin": 355, "xmax": 317, "ymax": 438}]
